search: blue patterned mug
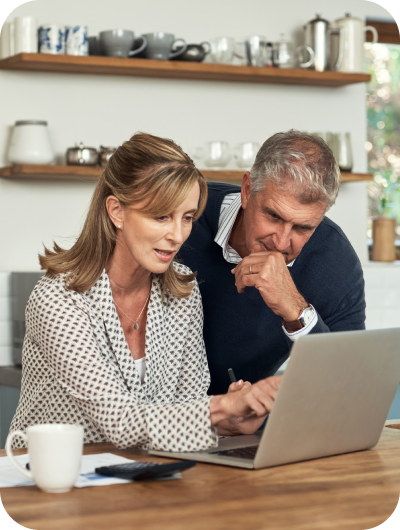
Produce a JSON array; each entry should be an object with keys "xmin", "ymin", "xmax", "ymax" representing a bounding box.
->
[
  {"xmin": 65, "ymin": 25, "xmax": 88, "ymax": 56},
  {"xmin": 39, "ymin": 24, "xmax": 65, "ymax": 54}
]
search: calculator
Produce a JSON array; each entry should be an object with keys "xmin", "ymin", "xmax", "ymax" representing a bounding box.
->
[{"xmin": 95, "ymin": 460, "xmax": 196, "ymax": 481}]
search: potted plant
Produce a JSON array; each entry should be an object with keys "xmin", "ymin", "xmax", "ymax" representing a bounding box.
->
[{"xmin": 368, "ymin": 172, "xmax": 400, "ymax": 261}]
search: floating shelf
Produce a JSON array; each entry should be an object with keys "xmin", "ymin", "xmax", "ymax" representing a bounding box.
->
[
  {"xmin": 0, "ymin": 165, "xmax": 374, "ymax": 184},
  {"xmin": 0, "ymin": 53, "xmax": 371, "ymax": 87}
]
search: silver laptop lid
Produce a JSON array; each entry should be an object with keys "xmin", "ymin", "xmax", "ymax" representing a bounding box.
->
[{"xmin": 254, "ymin": 328, "xmax": 400, "ymax": 469}]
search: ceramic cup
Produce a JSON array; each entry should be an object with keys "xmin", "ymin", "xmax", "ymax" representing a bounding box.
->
[
  {"xmin": 39, "ymin": 24, "xmax": 65, "ymax": 54},
  {"xmin": 0, "ymin": 22, "xmax": 13, "ymax": 58},
  {"xmin": 99, "ymin": 29, "xmax": 147, "ymax": 58},
  {"xmin": 6, "ymin": 424, "xmax": 84, "ymax": 493},
  {"xmin": 1, "ymin": 20, "xmax": 16, "ymax": 58},
  {"xmin": 142, "ymin": 32, "xmax": 187, "ymax": 60},
  {"xmin": 14, "ymin": 16, "xmax": 38, "ymax": 54},
  {"xmin": 65, "ymin": 25, "xmax": 88, "ymax": 56},
  {"xmin": 88, "ymin": 35, "xmax": 102, "ymax": 56}
]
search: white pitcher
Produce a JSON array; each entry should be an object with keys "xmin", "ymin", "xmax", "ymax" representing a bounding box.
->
[{"xmin": 330, "ymin": 13, "xmax": 378, "ymax": 73}]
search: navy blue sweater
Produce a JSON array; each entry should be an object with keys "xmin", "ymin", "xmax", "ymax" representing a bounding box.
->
[{"xmin": 178, "ymin": 183, "xmax": 366, "ymax": 396}]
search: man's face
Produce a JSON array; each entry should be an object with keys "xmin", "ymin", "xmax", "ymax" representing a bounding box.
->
[{"xmin": 241, "ymin": 175, "xmax": 327, "ymax": 264}]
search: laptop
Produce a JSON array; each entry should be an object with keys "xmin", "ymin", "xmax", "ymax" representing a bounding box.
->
[{"xmin": 149, "ymin": 328, "xmax": 400, "ymax": 469}]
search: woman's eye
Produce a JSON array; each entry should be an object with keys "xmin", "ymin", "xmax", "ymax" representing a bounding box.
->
[
  {"xmin": 157, "ymin": 216, "xmax": 168, "ymax": 221},
  {"xmin": 183, "ymin": 216, "xmax": 194, "ymax": 222}
]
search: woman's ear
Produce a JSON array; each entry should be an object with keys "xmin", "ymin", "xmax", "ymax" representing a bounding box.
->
[{"xmin": 106, "ymin": 196, "xmax": 125, "ymax": 229}]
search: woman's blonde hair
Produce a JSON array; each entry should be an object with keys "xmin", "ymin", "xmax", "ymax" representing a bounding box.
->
[{"xmin": 39, "ymin": 132, "xmax": 208, "ymax": 298}]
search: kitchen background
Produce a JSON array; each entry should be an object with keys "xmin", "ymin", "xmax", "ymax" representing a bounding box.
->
[{"xmin": 0, "ymin": 0, "xmax": 399, "ymax": 441}]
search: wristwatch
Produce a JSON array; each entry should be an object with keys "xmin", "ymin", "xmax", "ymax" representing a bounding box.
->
[{"xmin": 282, "ymin": 304, "xmax": 316, "ymax": 333}]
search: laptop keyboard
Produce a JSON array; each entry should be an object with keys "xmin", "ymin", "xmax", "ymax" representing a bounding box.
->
[{"xmin": 211, "ymin": 445, "xmax": 258, "ymax": 460}]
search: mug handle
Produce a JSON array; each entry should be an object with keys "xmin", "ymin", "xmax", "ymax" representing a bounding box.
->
[
  {"xmin": 200, "ymin": 41, "xmax": 211, "ymax": 55},
  {"xmin": 5, "ymin": 431, "xmax": 33, "ymax": 480},
  {"xmin": 169, "ymin": 39, "xmax": 187, "ymax": 59},
  {"xmin": 364, "ymin": 26, "xmax": 378, "ymax": 44},
  {"xmin": 128, "ymin": 36, "xmax": 147, "ymax": 57},
  {"xmin": 297, "ymin": 45, "xmax": 314, "ymax": 68}
]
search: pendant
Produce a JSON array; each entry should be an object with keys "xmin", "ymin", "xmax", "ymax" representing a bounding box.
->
[{"xmin": 133, "ymin": 323, "xmax": 139, "ymax": 331}]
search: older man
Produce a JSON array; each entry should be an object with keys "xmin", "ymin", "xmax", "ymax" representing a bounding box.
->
[{"xmin": 179, "ymin": 130, "xmax": 365, "ymax": 395}]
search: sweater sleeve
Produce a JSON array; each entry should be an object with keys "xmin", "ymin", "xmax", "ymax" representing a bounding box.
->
[
  {"xmin": 282, "ymin": 279, "xmax": 366, "ymax": 349},
  {"xmin": 25, "ymin": 284, "xmax": 217, "ymax": 452}
]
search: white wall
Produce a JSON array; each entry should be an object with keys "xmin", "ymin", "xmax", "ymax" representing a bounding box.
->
[{"xmin": 0, "ymin": 0, "xmax": 394, "ymax": 273}]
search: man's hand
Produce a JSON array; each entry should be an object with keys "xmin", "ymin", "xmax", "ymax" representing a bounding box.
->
[{"xmin": 231, "ymin": 245, "xmax": 306, "ymax": 321}]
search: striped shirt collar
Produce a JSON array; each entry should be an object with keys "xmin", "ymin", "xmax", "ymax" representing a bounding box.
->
[{"xmin": 214, "ymin": 192, "xmax": 295, "ymax": 267}]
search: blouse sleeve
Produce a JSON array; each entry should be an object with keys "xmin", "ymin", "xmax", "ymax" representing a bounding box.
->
[
  {"xmin": 173, "ymin": 281, "xmax": 212, "ymax": 402},
  {"xmin": 26, "ymin": 280, "xmax": 218, "ymax": 452}
]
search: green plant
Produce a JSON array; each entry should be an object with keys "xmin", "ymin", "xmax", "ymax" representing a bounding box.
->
[{"xmin": 365, "ymin": 43, "xmax": 400, "ymax": 233}]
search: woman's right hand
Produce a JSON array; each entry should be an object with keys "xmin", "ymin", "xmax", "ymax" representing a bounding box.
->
[{"xmin": 209, "ymin": 376, "xmax": 282, "ymax": 434}]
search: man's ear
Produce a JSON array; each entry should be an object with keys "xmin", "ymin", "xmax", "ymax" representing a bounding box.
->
[
  {"xmin": 241, "ymin": 171, "xmax": 252, "ymax": 210},
  {"xmin": 106, "ymin": 196, "xmax": 125, "ymax": 228}
]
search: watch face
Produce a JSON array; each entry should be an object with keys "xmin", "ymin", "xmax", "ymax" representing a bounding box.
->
[{"xmin": 301, "ymin": 307, "xmax": 315, "ymax": 326}]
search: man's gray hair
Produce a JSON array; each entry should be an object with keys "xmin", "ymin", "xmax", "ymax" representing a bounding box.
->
[{"xmin": 250, "ymin": 130, "xmax": 340, "ymax": 209}]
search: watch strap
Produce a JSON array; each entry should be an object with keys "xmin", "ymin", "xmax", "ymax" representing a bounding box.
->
[{"xmin": 282, "ymin": 304, "xmax": 314, "ymax": 333}]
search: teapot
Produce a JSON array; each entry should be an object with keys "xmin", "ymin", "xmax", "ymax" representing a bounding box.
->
[
  {"xmin": 330, "ymin": 13, "xmax": 378, "ymax": 73},
  {"xmin": 302, "ymin": 14, "xmax": 332, "ymax": 72}
]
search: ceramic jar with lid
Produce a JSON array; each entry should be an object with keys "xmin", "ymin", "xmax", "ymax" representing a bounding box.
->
[{"xmin": 8, "ymin": 120, "xmax": 54, "ymax": 164}]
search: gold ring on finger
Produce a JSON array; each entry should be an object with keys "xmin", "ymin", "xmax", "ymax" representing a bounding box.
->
[{"xmin": 249, "ymin": 265, "xmax": 252, "ymax": 274}]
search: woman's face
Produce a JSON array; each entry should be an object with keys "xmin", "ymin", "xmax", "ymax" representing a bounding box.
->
[{"xmin": 114, "ymin": 181, "xmax": 200, "ymax": 275}]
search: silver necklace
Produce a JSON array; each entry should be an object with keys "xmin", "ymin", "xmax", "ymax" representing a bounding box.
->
[{"xmin": 113, "ymin": 289, "xmax": 151, "ymax": 331}]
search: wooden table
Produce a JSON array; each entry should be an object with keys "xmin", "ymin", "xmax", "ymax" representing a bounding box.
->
[{"xmin": 2, "ymin": 420, "xmax": 400, "ymax": 530}]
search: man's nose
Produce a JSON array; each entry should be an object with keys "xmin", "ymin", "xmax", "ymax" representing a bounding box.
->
[{"xmin": 273, "ymin": 225, "xmax": 292, "ymax": 252}]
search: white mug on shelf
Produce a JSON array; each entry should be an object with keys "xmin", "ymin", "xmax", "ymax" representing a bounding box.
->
[
  {"xmin": 14, "ymin": 16, "xmax": 38, "ymax": 54},
  {"xmin": 0, "ymin": 22, "xmax": 12, "ymax": 58},
  {"xmin": 8, "ymin": 120, "xmax": 55, "ymax": 165},
  {"xmin": 6, "ymin": 424, "xmax": 84, "ymax": 493}
]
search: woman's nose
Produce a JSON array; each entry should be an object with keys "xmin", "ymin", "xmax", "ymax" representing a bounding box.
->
[{"xmin": 168, "ymin": 222, "xmax": 184, "ymax": 244}]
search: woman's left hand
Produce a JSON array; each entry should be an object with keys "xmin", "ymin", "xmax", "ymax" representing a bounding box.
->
[{"xmin": 216, "ymin": 380, "xmax": 268, "ymax": 436}]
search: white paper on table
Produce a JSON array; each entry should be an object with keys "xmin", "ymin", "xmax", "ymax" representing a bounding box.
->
[{"xmin": 0, "ymin": 453, "xmax": 180, "ymax": 489}]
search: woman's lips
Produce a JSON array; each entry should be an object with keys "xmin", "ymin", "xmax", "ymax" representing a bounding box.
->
[{"xmin": 154, "ymin": 249, "xmax": 174, "ymax": 262}]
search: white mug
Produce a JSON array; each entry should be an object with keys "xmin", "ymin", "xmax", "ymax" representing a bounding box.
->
[
  {"xmin": 14, "ymin": 16, "xmax": 38, "ymax": 54},
  {"xmin": 8, "ymin": 120, "xmax": 54, "ymax": 165},
  {"xmin": 0, "ymin": 22, "xmax": 12, "ymax": 58},
  {"xmin": 6, "ymin": 424, "xmax": 84, "ymax": 493}
]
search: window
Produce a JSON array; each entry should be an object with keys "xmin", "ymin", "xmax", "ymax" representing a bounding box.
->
[{"xmin": 365, "ymin": 23, "xmax": 400, "ymax": 256}]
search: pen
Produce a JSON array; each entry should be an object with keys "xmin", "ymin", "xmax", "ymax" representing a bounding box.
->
[{"xmin": 228, "ymin": 368, "xmax": 237, "ymax": 384}]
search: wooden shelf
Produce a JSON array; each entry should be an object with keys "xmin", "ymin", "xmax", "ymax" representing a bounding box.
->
[
  {"xmin": 0, "ymin": 53, "xmax": 371, "ymax": 87},
  {"xmin": 0, "ymin": 165, "xmax": 374, "ymax": 184}
]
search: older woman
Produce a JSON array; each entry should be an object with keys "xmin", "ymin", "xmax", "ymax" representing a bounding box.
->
[{"xmin": 10, "ymin": 132, "xmax": 281, "ymax": 452}]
